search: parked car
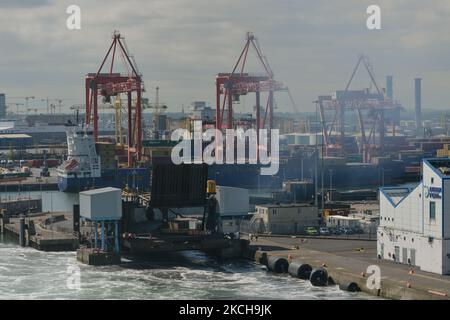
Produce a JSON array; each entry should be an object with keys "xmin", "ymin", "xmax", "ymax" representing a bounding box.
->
[
  {"xmin": 319, "ymin": 227, "xmax": 331, "ymax": 236},
  {"xmin": 305, "ymin": 227, "xmax": 319, "ymax": 236},
  {"xmin": 340, "ymin": 228, "xmax": 354, "ymax": 235},
  {"xmin": 352, "ymin": 227, "xmax": 364, "ymax": 234},
  {"xmin": 329, "ymin": 227, "xmax": 341, "ymax": 235}
]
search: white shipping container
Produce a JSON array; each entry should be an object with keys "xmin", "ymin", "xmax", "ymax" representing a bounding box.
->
[
  {"xmin": 216, "ymin": 186, "xmax": 250, "ymax": 216},
  {"xmin": 79, "ymin": 187, "xmax": 122, "ymax": 220}
]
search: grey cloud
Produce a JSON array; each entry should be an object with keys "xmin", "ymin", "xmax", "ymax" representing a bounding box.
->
[
  {"xmin": 1, "ymin": 0, "xmax": 50, "ymax": 8},
  {"xmin": 0, "ymin": 0, "xmax": 449, "ymax": 112}
]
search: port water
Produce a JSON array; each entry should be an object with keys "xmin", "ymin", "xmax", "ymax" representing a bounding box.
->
[{"xmin": 0, "ymin": 236, "xmax": 377, "ymax": 300}]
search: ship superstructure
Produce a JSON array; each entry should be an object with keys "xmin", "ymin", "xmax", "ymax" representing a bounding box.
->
[
  {"xmin": 58, "ymin": 128, "xmax": 101, "ymax": 191},
  {"xmin": 57, "ymin": 128, "xmax": 150, "ymax": 192}
]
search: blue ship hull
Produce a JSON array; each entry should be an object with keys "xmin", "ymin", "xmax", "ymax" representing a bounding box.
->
[
  {"xmin": 58, "ymin": 168, "xmax": 150, "ymax": 192},
  {"xmin": 208, "ymin": 163, "xmax": 282, "ymax": 189}
]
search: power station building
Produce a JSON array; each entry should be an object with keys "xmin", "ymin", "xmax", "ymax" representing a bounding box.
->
[{"xmin": 378, "ymin": 159, "xmax": 450, "ymax": 274}]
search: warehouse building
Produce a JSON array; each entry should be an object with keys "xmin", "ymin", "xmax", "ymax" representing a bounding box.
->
[
  {"xmin": 0, "ymin": 133, "xmax": 33, "ymax": 148},
  {"xmin": 378, "ymin": 159, "xmax": 450, "ymax": 274}
]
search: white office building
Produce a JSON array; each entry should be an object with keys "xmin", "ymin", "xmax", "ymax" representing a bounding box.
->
[{"xmin": 378, "ymin": 159, "xmax": 450, "ymax": 274}]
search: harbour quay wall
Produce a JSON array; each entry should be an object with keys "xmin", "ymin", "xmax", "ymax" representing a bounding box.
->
[
  {"xmin": 243, "ymin": 237, "xmax": 450, "ymax": 300},
  {"xmin": 0, "ymin": 183, "xmax": 58, "ymax": 192},
  {"xmin": 0, "ymin": 199, "xmax": 42, "ymax": 217}
]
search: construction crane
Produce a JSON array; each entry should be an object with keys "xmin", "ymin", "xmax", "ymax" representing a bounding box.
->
[
  {"xmin": 85, "ymin": 31, "xmax": 145, "ymax": 167},
  {"xmin": 27, "ymin": 108, "xmax": 38, "ymax": 115},
  {"xmin": 41, "ymin": 98, "xmax": 68, "ymax": 114},
  {"xmin": 41, "ymin": 98, "xmax": 50, "ymax": 114},
  {"xmin": 317, "ymin": 54, "xmax": 398, "ymax": 162},
  {"xmin": 72, "ymin": 98, "xmax": 136, "ymax": 147},
  {"xmin": 215, "ymin": 32, "xmax": 292, "ymax": 133},
  {"xmin": 70, "ymin": 104, "xmax": 87, "ymax": 125},
  {"xmin": 55, "ymin": 99, "xmax": 63, "ymax": 114},
  {"xmin": 145, "ymin": 86, "xmax": 168, "ymax": 139},
  {"xmin": 7, "ymin": 103, "xmax": 24, "ymax": 115},
  {"xmin": 7, "ymin": 96, "xmax": 35, "ymax": 115},
  {"xmin": 98, "ymin": 97, "xmax": 127, "ymax": 147},
  {"xmin": 441, "ymin": 113, "xmax": 449, "ymax": 133},
  {"xmin": 145, "ymin": 86, "xmax": 167, "ymax": 114},
  {"xmin": 25, "ymin": 96, "xmax": 35, "ymax": 109}
]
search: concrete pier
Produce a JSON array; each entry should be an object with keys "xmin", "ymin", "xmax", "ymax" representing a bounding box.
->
[
  {"xmin": 0, "ymin": 199, "xmax": 42, "ymax": 217},
  {"xmin": 76, "ymin": 247, "xmax": 121, "ymax": 266},
  {"xmin": 1, "ymin": 213, "xmax": 79, "ymax": 251},
  {"xmin": 243, "ymin": 234, "xmax": 450, "ymax": 300},
  {"xmin": 0, "ymin": 182, "xmax": 58, "ymax": 192}
]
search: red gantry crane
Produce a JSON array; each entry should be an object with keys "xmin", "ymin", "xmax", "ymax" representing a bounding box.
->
[
  {"xmin": 85, "ymin": 31, "xmax": 144, "ymax": 167},
  {"xmin": 317, "ymin": 54, "xmax": 398, "ymax": 162},
  {"xmin": 215, "ymin": 32, "xmax": 291, "ymax": 133}
]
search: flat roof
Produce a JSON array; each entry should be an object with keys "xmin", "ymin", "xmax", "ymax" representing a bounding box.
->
[
  {"xmin": 80, "ymin": 187, "xmax": 121, "ymax": 195},
  {"xmin": 0, "ymin": 134, "xmax": 32, "ymax": 139},
  {"xmin": 328, "ymin": 215, "xmax": 360, "ymax": 221},
  {"xmin": 256, "ymin": 203, "xmax": 316, "ymax": 209}
]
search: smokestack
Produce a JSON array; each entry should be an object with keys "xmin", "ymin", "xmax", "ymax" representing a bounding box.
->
[
  {"xmin": 415, "ymin": 78, "xmax": 422, "ymax": 136},
  {"xmin": 386, "ymin": 76, "xmax": 393, "ymax": 100}
]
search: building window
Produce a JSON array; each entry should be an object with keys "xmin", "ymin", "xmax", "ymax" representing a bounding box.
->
[{"xmin": 430, "ymin": 201, "xmax": 436, "ymax": 222}]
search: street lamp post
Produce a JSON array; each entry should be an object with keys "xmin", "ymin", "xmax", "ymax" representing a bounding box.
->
[{"xmin": 329, "ymin": 168, "xmax": 333, "ymax": 202}]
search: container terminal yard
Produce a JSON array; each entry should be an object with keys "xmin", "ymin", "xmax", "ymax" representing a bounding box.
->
[{"xmin": 1, "ymin": 23, "xmax": 450, "ymax": 300}]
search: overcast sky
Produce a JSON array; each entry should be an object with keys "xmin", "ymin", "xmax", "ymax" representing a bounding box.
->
[{"xmin": 1, "ymin": 0, "xmax": 449, "ymax": 113}]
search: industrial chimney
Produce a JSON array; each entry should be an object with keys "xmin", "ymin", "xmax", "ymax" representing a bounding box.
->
[
  {"xmin": 415, "ymin": 78, "xmax": 422, "ymax": 136},
  {"xmin": 386, "ymin": 76, "xmax": 393, "ymax": 100}
]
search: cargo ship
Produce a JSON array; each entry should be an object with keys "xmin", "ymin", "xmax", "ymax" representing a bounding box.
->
[
  {"xmin": 280, "ymin": 149, "xmax": 414, "ymax": 189},
  {"xmin": 208, "ymin": 163, "xmax": 281, "ymax": 190},
  {"xmin": 57, "ymin": 128, "xmax": 150, "ymax": 192}
]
